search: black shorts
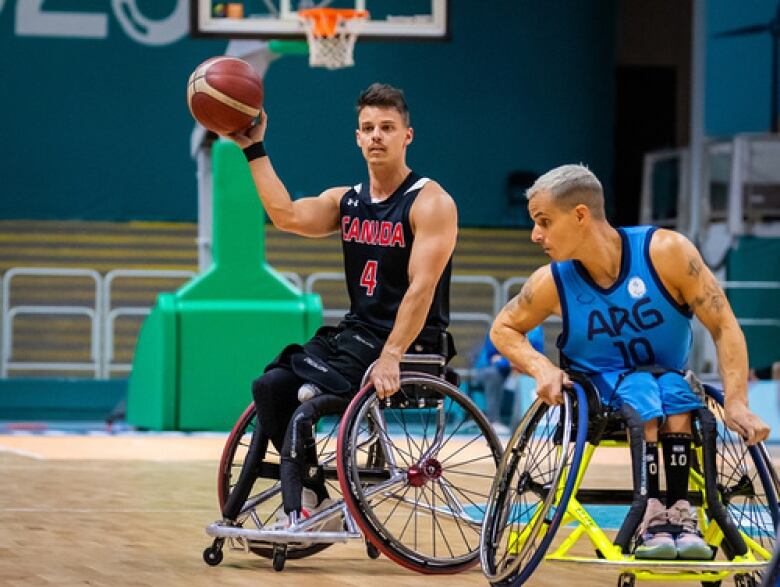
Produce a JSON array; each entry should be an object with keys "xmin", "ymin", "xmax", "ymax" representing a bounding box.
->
[{"xmin": 265, "ymin": 321, "xmax": 454, "ymax": 396}]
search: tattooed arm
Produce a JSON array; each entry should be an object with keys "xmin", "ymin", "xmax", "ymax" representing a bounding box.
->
[
  {"xmin": 490, "ymin": 265, "xmax": 569, "ymax": 405},
  {"xmin": 651, "ymin": 230, "xmax": 769, "ymax": 445}
]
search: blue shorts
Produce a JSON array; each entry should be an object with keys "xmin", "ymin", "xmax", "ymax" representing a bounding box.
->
[{"xmin": 591, "ymin": 371, "xmax": 703, "ymax": 423}]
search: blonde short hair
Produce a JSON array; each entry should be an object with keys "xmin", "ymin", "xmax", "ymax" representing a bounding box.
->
[{"xmin": 526, "ymin": 164, "xmax": 605, "ymax": 220}]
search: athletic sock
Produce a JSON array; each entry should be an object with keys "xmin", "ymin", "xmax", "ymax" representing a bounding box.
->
[
  {"xmin": 661, "ymin": 433, "xmax": 693, "ymax": 507},
  {"xmin": 645, "ymin": 442, "xmax": 660, "ymax": 499}
]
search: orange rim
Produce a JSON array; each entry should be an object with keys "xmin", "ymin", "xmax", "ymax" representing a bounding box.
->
[{"xmin": 298, "ymin": 7, "xmax": 369, "ymax": 37}]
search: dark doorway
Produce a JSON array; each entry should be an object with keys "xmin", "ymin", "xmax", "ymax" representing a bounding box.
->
[{"xmin": 613, "ymin": 66, "xmax": 677, "ymax": 226}]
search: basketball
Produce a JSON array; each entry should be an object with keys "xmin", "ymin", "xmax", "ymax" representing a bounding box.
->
[{"xmin": 187, "ymin": 56, "xmax": 264, "ymax": 134}]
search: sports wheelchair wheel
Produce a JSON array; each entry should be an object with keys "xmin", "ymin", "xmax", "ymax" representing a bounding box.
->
[
  {"xmin": 701, "ymin": 385, "xmax": 779, "ymax": 578},
  {"xmin": 480, "ymin": 383, "xmax": 589, "ymax": 586},
  {"xmin": 218, "ymin": 403, "xmax": 342, "ymax": 559},
  {"xmin": 337, "ymin": 372, "xmax": 502, "ymax": 574}
]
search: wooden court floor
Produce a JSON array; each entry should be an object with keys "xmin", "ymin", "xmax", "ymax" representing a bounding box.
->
[{"xmin": 0, "ymin": 435, "xmax": 776, "ymax": 587}]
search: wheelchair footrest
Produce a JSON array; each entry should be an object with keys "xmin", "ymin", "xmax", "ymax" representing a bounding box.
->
[
  {"xmin": 206, "ymin": 522, "xmax": 363, "ymax": 544},
  {"xmin": 206, "ymin": 521, "xmax": 361, "ymax": 544},
  {"xmin": 545, "ymin": 555, "xmax": 767, "ymax": 573}
]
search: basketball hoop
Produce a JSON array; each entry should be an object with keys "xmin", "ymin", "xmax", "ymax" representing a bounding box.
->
[{"xmin": 298, "ymin": 8, "xmax": 369, "ymax": 70}]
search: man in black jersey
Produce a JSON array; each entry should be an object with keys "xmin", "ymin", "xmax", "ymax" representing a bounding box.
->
[{"xmin": 217, "ymin": 83, "xmax": 458, "ymax": 527}]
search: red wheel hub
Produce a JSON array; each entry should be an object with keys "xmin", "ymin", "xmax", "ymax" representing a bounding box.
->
[{"xmin": 406, "ymin": 458, "xmax": 443, "ymax": 487}]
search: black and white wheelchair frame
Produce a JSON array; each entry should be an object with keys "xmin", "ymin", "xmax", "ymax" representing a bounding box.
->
[
  {"xmin": 479, "ymin": 371, "xmax": 780, "ymax": 587},
  {"xmin": 203, "ymin": 353, "xmax": 503, "ymax": 573}
]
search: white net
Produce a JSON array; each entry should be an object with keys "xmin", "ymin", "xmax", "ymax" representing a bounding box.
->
[{"xmin": 299, "ymin": 9, "xmax": 368, "ymax": 70}]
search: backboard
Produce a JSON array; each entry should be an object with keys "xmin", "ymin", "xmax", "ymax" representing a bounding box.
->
[{"xmin": 190, "ymin": 0, "xmax": 449, "ymax": 41}]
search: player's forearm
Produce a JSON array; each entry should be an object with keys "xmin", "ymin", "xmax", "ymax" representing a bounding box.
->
[
  {"xmin": 490, "ymin": 318, "xmax": 552, "ymax": 377},
  {"xmin": 247, "ymin": 157, "xmax": 297, "ymax": 231},
  {"xmin": 380, "ymin": 284, "xmax": 434, "ymax": 360},
  {"xmin": 713, "ymin": 318, "xmax": 750, "ymax": 407}
]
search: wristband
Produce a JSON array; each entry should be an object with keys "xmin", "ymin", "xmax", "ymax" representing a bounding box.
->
[{"xmin": 243, "ymin": 141, "xmax": 267, "ymax": 161}]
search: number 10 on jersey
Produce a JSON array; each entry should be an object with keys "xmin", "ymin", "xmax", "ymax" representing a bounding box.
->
[{"xmin": 360, "ymin": 260, "xmax": 378, "ymax": 296}]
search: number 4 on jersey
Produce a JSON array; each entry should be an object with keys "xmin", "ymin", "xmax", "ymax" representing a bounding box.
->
[{"xmin": 360, "ymin": 260, "xmax": 378, "ymax": 296}]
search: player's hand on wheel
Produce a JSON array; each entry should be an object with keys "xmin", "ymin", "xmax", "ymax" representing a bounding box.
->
[
  {"xmin": 370, "ymin": 352, "xmax": 401, "ymax": 400},
  {"xmin": 723, "ymin": 402, "xmax": 770, "ymax": 446},
  {"xmin": 534, "ymin": 365, "xmax": 571, "ymax": 406},
  {"xmin": 227, "ymin": 109, "xmax": 267, "ymax": 148}
]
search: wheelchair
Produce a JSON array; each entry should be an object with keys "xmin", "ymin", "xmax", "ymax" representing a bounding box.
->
[
  {"xmin": 480, "ymin": 371, "xmax": 780, "ymax": 587},
  {"xmin": 202, "ymin": 352, "xmax": 503, "ymax": 573}
]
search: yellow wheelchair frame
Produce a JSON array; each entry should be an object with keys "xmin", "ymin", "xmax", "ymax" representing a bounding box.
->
[{"xmin": 480, "ymin": 374, "xmax": 779, "ymax": 587}]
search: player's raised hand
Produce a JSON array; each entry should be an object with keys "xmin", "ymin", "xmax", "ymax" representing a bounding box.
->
[{"xmin": 228, "ymin": 109, "xmax": 267, "ymax": 149}]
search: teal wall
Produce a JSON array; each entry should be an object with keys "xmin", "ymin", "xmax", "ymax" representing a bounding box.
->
[
  {"xmin": 726, "ymin": 237, "xmax": 780, "ymax": 370},
  {"xmin": 0, "ymin": 1, "xmax": 617, "ymax": 226},
  {"xmin": 706, "ymin": 0, "xmax": 778, "ymax": 135}
]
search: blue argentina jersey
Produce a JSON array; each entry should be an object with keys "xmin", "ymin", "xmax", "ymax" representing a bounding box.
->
[{"xmin": 551, "ymin": 226, "xmax": 692, "ymax": 374}]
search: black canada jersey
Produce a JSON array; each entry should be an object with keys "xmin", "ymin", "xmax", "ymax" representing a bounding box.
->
[{"xmin": 339, "ymin": 171, "xmax": 451, "ymax": 337}]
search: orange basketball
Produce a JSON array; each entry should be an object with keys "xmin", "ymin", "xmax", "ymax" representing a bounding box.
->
[{"xmin": 187, "ymin": 56, "xmax": 264, "ymax": 134}]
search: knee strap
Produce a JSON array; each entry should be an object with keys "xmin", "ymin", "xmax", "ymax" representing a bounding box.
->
[
  {"xmin": 615, "ymin": 403, "xmax": 650, "ymax": 553},
  {"xmin": 692, "ymin": 407, "xmax": 748, "ymax": 556}
]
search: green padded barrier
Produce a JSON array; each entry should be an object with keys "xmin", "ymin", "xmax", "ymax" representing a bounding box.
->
[
  {"xmin": 726, "ymin": 236, "xmax": 780, "ymax": 370},
  {"xmin": 127, "ymin": 140, "xmax": 322, "ymax": 431}
]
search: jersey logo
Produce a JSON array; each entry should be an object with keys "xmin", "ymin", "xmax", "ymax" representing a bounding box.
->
[
  {"xmin": 346, "ymin": 198, "xmax": 359, "ymax": 207},
  {"xmin": 627, "ymin": 276, "xmax": 647, "ymax": 299},
  {"xmin": 342, "ymin": 216, "xmax": 406, "ymax": 247}
]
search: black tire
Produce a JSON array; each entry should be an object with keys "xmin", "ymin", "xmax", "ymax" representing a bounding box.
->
[
  {"xmin": 272, "ymin": 545, "xmax": 286, "ymax": 572},
  {"xmin": 202, "ymin": 545, "xmax": 223, "ymax": 566},
  {"xmin": 338, "ymin": 373, "xmax": 503, "ymax": 574},
  {"xmin": 218, "ymin": 403, "xmax": 341, "ymax": 560},
  {"xmin": 702, "ymin": 385, "xmax": 779, "ymax": 584},
  {"xmin": 480, "ymin": 384, "xmax": 589, "ymax": 586}
]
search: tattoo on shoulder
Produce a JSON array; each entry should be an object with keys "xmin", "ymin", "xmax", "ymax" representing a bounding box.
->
[
  {"xmin": 688, "ymin": 275, "xmax": 726, "ymax": 313},
  {"xmin": 687, "ymin": 257, "xmax": 702, "ymax": 278},
  {"xmin": 519, "ymin": 277, "xmax": 535, "ymax": 305}
]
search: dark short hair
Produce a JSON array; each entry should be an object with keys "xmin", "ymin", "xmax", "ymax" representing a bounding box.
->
[{"xmin": 356, "ymin": 83, "xmax": 410, "ymax": 126}]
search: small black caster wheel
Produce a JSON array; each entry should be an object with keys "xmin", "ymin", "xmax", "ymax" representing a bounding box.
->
[
  {"xmin": 366, "ymin": 541, "xmax": 380, "ymax": 560},
  {"xmin": 202, "ymin": 545, "xmax": 223, "ymax": 566},
  {"xmin": 272, "ymin": 546, "xmax": 286, "ymax": 572},
  {"xmin": 617, "ymin": 573, "xmax": 635, "ymax": 587}
]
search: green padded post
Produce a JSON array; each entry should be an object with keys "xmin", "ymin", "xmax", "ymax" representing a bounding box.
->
[{"xmin": 128, "ymin": 140, "xmax": 322, "ymax": 430}]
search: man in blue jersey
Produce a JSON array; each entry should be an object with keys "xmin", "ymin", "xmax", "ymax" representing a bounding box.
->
[{"xmin": 491, "ymin": 164, "xmax": 769, "ymax": 560}]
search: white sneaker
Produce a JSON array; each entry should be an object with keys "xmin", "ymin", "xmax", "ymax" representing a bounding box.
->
[
  {"xmin": 634, "ymin": 498, "xmax": 676, "ymax": 560},
  {"xmin": 270, "ymin": 488, "xmax": 342, "ymax": 532},
  {"xmin": 668, "ymin": 499, "xmax": 713, "ymax": 560},
  {"xmin": 302, "ymin": 488, "xmax": 343, "ymax": 532}
]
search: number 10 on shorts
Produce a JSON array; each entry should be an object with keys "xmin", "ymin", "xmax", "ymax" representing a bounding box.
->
[{"xmin": 360, "ymin": 260, "xmax": 378, "ymax": 295}]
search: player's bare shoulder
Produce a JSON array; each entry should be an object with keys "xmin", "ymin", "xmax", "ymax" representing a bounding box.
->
[
  {"xmin": 648, "ymin": 228, "xmax": 701, "ymax": 283},
  {"xmin": 321, "ymin": 185, "xmax": 353, "ymax": 205},
  {"xmin": 409, "ymin": 180, "xmax": 457, "ymax": 231}
]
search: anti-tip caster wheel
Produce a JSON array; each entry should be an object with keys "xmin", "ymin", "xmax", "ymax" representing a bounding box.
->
[
  {"xmin": 366, "ymin": 540, "xmax": 380, "ymax": 560},
  {"xmin": 202, "ymin": 545, "xmax": 224, "ymax": 566},
  {"xmin": 617, "ymin": 573, "xmax": 636, "ymax": 587},
  {"xmin": 272, "ymin": 545, "xmax": 287, "ymax": 572}
]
